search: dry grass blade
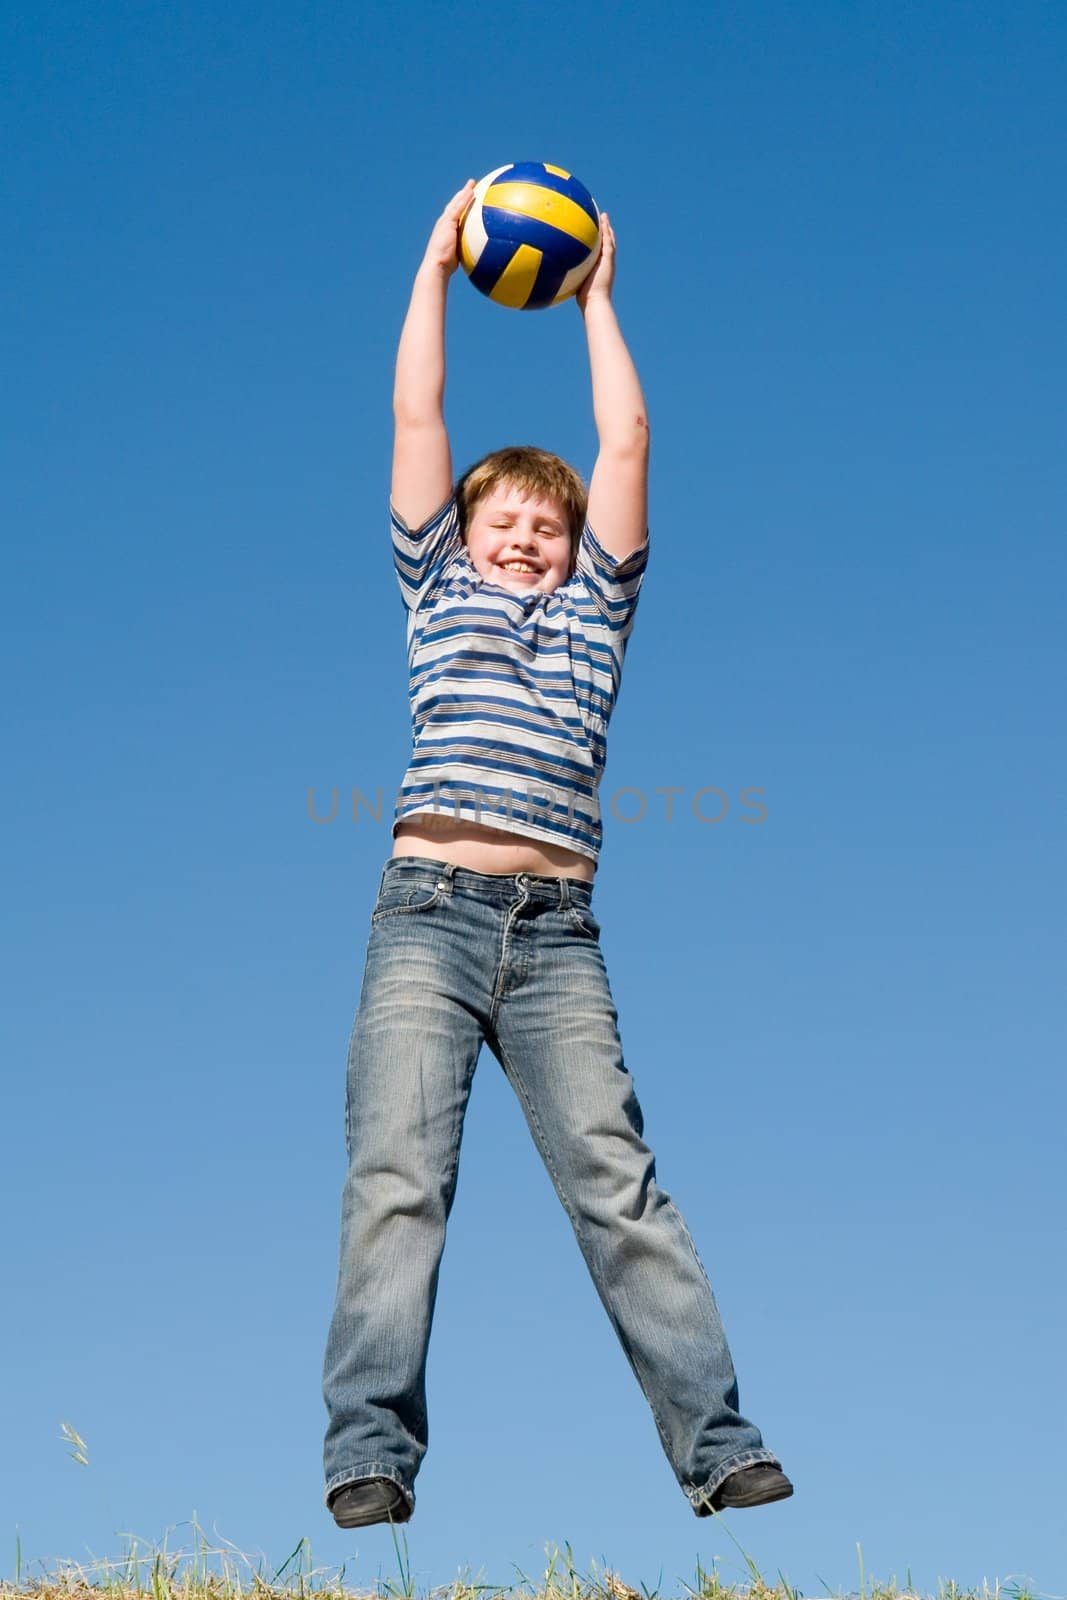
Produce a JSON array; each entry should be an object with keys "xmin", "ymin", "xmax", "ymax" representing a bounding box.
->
[
  {"xmin": 0, "ymin": 1539, "xmax": 1059, "ymax": 1600},
  {"xmin": 603, "ymin": 1577, "xmax": 643, "ymax": 1600}
]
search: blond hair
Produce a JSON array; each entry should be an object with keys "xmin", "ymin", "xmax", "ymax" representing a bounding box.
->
[{"xmin": 455, "ymin": 446, "xmax": 587, "ymax": 570}]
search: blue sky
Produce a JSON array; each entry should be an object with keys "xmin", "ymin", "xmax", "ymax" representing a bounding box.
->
[{"xmin": 4, "ymin": 0, "xmax": 1065, "ymax": 1594}]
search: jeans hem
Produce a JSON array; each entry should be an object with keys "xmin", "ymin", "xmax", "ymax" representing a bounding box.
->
[
  {"xmin": 325, "ymin": 1463, "xmax": 415, "ymax": 1517},
  {"xmin": 688, "ymin": 1449, "xmax": 782, "ymax": 1516}
]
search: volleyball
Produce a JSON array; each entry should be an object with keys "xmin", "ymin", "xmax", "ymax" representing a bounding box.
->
[{"xmin": 459, "ymin": 162, "xmax": 601, "ymax": 310}]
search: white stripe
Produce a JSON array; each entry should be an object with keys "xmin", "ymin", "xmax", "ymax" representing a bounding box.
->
[
  {"xmin": 461, "ymin": 165, "xmax": 509, "ymax": 267},
  {"xmin": 550, "ymin": 248, "xmax": 600, "ymax": 305}
]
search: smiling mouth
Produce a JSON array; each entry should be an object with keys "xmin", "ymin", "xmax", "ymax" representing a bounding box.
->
[{"xmin": 498, "ymin": 561, "xmax": 541, "ymax": 575}]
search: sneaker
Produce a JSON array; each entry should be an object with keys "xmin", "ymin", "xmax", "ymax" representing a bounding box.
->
[
  {"xmin": 701, "ymin": 1464, "xmax": 794, "ymax": 1512},
  {"xmin": 328, "ymin": 1476, "xmax": 412, "ymax": 1528}
]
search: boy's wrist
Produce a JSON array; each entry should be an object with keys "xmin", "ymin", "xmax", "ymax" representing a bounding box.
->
[
  {"xmin": 578, "ymin": 295, "xmax": 618, "ymax": 335},
  {"xmin": 414, "ymin": 258, "xmax": 456, "ymax": 290}
]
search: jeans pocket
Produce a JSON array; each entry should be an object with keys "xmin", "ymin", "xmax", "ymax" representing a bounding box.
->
[
  {"xmin": 567, "ymin": 904, "xmax": 601, "ymax": 941},
  {"xmin": 371, "ymin": 880, "xmax": 445, "ymax": 925}
]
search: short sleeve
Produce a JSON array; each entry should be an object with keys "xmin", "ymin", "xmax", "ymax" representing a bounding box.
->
[
  {"xmin": 389, "ymin": 495, "xmax": 462, "ymax": 613},
  {"xmin": 573, "ymin": 521, "xmax": 650, "ymax": 639}
]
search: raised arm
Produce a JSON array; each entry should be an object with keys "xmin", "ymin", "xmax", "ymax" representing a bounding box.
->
[
  {"xmin": 576, "ymin": 213, "xmax": 650, "ymax": 564},
  {"xmin": 391, "ymin": 180, "xmax": 475, "ymax": 530}
]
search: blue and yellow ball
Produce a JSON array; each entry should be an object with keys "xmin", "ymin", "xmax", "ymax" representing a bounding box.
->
[{"xmin": 459, "ymin": 162, "xmax": 601, "ymax": 310}]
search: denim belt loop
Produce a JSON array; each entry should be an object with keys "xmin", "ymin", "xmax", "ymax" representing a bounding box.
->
[
  {"xmin": 558, "ymin": 876, "xmax": 572, "ymax": 910},
  {"xmin": 435, "ymin": 861, "xmax": 456, "ymax": 895}
]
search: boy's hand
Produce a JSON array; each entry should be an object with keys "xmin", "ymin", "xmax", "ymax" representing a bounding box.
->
[
  {"xmin": 575, "ymin": 212, "xmax": 615, "ymax": 312},
  {"xmin": 420, "ymin": 179, "xmax": 477, "ymax": 278}
]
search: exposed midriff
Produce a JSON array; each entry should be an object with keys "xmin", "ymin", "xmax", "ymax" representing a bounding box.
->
[{"xmin": 392, "ymin": 814, "xmax": 596, "ymax": 881}]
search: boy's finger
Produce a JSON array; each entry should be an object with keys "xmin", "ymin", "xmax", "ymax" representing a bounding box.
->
[
  {"xmin": 447, "ymin": 185, "xmax": 476, "ymax": 226},
  {"xmin": 438, "ymin": 181, "xmax": 474, "ymax": 218}
]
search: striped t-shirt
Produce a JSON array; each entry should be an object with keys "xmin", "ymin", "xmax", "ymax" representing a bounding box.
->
[{"xmin": 389, "ymin": 494, "xmax": 650, "ymax": 865}]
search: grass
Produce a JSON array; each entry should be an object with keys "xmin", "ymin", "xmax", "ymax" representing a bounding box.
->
[
  {"xmin": 0, "ymin": 1518, "xmax": 1051, "ymax": 1600},
  {"xmin": 10, "ymin": 1433, "xmax": 1048, "ymax": 1600}
]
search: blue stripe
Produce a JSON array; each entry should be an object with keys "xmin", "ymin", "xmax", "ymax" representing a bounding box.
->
[
  {"xmin": 415, "ymin": 692, "xmax": 588, "ymax": 739},
  {"xmin": 412, "ymin": 728, "xmax": 596, "ymax": 773},
  {"xmin": 414, "ymin": 655, "xmax": 585, "ymax": 694},
  {"xmin": 417, "ymin": 629, "xmax": 594, "ymax": 671},
  {"xmin": 409, "ymin": 754, "xmax": 596, "ymax": 795},
  {"xmin": 467, "ymin": 236, "xmax": 524, "ymax": 299},
  {"xmin": 414, "ymin": 656, "xmax": 606, "ymax": 700},
  {"xmin": 526, "ymin": 257, "xmax": 570, "ymax": 310},
  {"xmin": 415, "ymin": 667, "xmax": 591, "ymax": 710},
  {"xmin": 481, "ymin": 208, "xmax": 592, "ymax": 269},
  {"xmin": 412, "ymin": 662, "xmax": 616, "ymax": 722},
  {"xmin": 413, "ymin": 682, "xmax": 616, "ymax": 729}
]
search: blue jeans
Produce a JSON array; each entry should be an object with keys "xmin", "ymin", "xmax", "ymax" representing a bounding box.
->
[{"xmin": 322, "ymin": 856, "xmax": 781, "ymax": 1517}]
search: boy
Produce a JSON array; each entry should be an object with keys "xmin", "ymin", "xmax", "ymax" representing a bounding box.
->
[{"xmin": 321, "ymin": 180, "xmax": 793, "ymax": 1527}]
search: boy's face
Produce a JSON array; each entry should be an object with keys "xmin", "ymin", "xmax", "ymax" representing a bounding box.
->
[{"xmin": 464, "ymin": 481, "xmax": 574, "ymax": 595}]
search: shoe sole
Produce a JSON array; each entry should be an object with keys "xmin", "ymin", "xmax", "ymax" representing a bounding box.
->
[
  {"xmin": 715, "ymin": 1481, "xmax": 794, "ymax": 1509},
  {"xmin": 330, "ymin": 1486, "xmax": 411, "ymax": 1529},
  {"xmin": 333, "ymin": 1505, "xmax": 409, "ymax": 1528}
]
